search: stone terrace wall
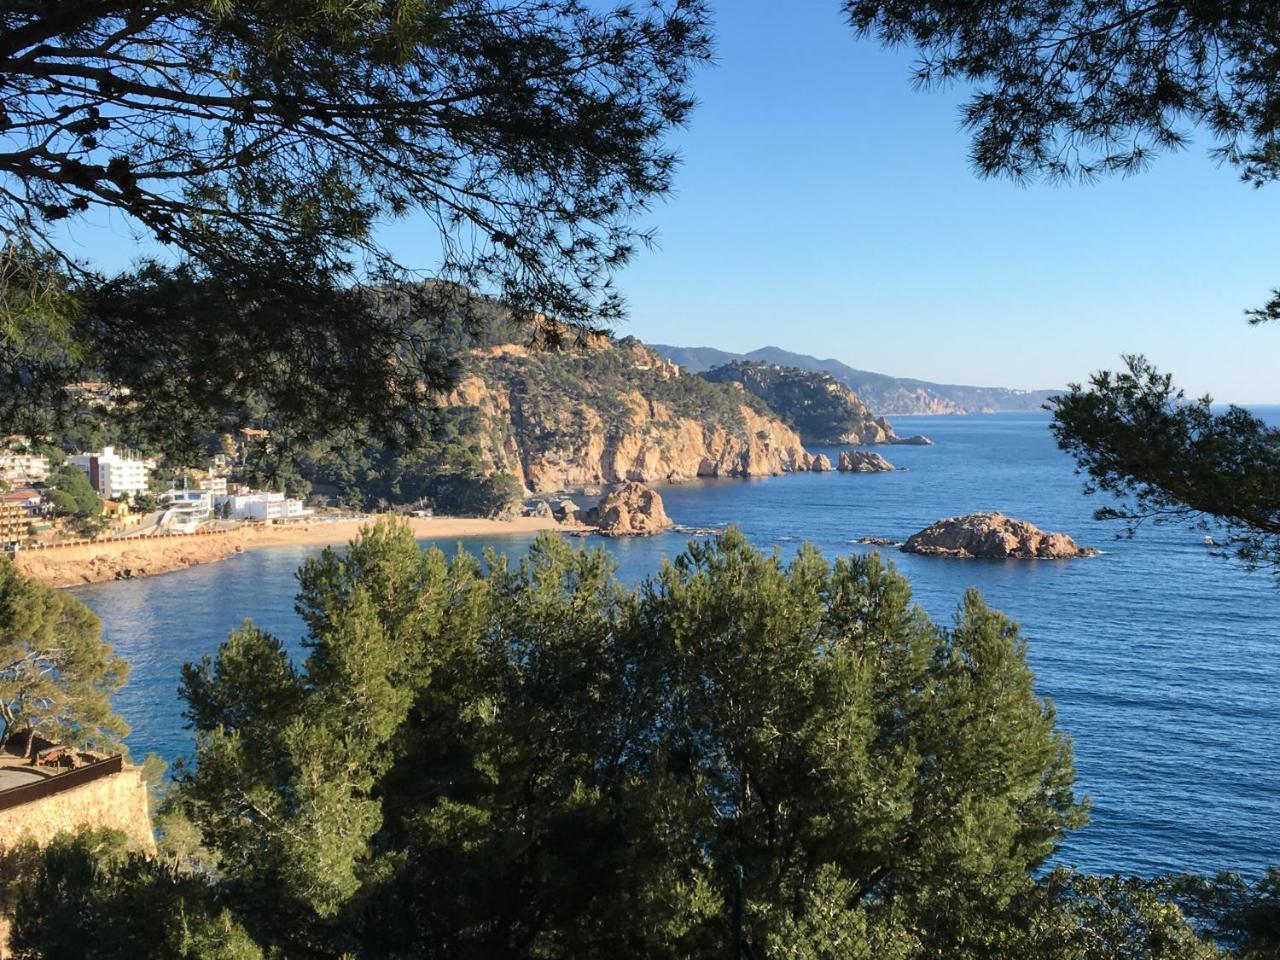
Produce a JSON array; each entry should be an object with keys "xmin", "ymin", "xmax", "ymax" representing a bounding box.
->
[{"xmin": 0, "ymin": 764, "xmax": 154, "ymax": 853}]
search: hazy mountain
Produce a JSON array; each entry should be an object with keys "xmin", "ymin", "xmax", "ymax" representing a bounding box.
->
[{"xmin": 649, "ymin": 344, "xmax": 1059, "ymax": 416}]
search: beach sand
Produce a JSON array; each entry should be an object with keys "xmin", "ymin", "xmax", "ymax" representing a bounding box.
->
[
  {"xmin": 16, "ymin": 515, "xmax": 584, "ymax": 588},
  {"xmin": 243, "ymin": 514, "xmax": 577, "ymax": 548}
]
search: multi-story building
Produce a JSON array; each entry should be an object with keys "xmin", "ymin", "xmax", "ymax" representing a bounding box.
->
[
  {"xmin": 160, "ymin": 489, "xmax": 213, "ymax": 534},
  {"xmin": 69, "ymin": 446, "xmax": 153, "ymax": 501},
  {"xmin": 0, "ymin": 502, "xmax": 29, "ymax": 545},
  {"xmin": 197, "ymin": 475, "xmax": 228, "ymax": 497},
  {"xmin": 0, "ymin": 439, "xmax": 50, "ymax": 487},
  {"xmin": 1, "ymin": 488, "xmax": 44, "ymax": 515},
  {"xmin": 215, "ymin": 490, "xmax": 311, "ymax": 523}
]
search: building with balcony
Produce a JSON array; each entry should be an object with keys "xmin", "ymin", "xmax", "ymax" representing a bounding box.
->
[
  {"xmin": 159, "ymin": 489, "xmax": 213, "ymax": 534},
  {"xmin": 69, "ymin": 446, "xmax": 153, "ymax": 501},
  {"xmin": 0, "ymin": 443, "xmax": 49, "ymax": 487}
]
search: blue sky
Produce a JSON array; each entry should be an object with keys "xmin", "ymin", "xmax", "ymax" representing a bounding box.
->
[
  {"xmin": 53, "ymin": 1, "xmax": 1280, "ymax": 401},
  {"xmin": 609, "ymin": 2, "xmax": 1280, "ymax": 402}
]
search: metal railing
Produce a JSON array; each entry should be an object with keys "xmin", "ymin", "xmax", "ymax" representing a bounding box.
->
[{"xmin": 0, "ymin": 755, "xmax": 124, "ymax": 812}]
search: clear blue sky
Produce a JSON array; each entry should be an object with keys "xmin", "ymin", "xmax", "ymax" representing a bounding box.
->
[
  {"xmin": 608, "ymin": 2, "xmax": 1280, "ymax": 402},
  {"xmin": 53, "ymin": 1, "xmax": 1280, "ymax": 402}
]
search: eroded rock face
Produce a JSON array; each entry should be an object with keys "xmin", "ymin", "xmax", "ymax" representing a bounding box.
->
[
  {"xmin": 582, "ymin": 482, "xmax": 673, "ymax": 537},
  {"xmin": 837, "ymin": 450, "xmax": 896, "ymax": 473},
  {"xmin": 444, "ymin": 368, "xmax": 815, "ymax": 494},
  {"xmin": 902, "ymin": 513, "xmax": 1095, "ymax": 559},
  {"xmin": 811, "ymin": 454, "xmax": 833, "ymax": 472}
]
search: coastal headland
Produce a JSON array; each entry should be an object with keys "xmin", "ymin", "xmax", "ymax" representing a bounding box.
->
[{"xmin": 13, "ymin": 516, "xmax": 573, "ymax": 588}]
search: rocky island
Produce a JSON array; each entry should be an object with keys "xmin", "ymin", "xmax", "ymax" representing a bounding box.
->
[
  {"xmin": 902, "ymin": 513, "xmax": 1096, "ymax": 559},
  {"xmin": 838, "ymin": 451, "xmax": 896, "ymax": 472},
  {"xmin": 581, "ymin": 482, "xmax": 673, "ymax": 536}
]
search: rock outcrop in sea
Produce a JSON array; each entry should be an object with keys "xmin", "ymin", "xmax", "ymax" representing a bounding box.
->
[
  {"xmin": 811, "ymin": 454, "xmax": 833, "ymax": 472},
  {"xmin": 838, "ymin": 450, "xmax": 896, "ymax": 473},
  {"xmin": 886, "ymin": 434, "xmax": 934, "ymax": 446},
  {"xmin": 901, "ymin": 513, "xmax": 1096, "ymax": 559},
  {"xmin": 582, "ymin": 482, "xmax": 673, "ymax": 537}
]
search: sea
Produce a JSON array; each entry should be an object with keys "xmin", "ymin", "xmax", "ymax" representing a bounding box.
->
[{"xmin": 71, "ymin": 412, "xmax": 1280, "ymax": 879}]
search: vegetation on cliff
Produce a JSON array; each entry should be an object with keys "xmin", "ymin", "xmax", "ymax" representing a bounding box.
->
[
  {"xmin": 305, "ymin": 337, "xmax": 811, "ymax": 503},
  {"xmin": 700, "ymin": 361, "xmax": 893, "ymax": 444}
]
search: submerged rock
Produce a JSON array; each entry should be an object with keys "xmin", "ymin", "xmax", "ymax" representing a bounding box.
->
[
  {"xmin": 902, "ymin": 513, "xmax": 1095, "ymax": 559},
  {"xmin": 837, "ymin": 450, "xmax": 896, "ymax": 473},
  {"xmin": 581, "ymin": 482, "xmax": 673, "ymax": 537}
]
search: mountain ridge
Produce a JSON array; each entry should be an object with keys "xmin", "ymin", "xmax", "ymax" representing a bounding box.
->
[{"xmin": 650, "ymin": 344, "xmax": 1059, "ymax": 416}]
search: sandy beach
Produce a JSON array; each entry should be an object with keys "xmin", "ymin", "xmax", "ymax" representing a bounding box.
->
[
  {"xmin": 15, "ymin": 515, "xmax": 582, "ymax": 588},
  {"xmin": 243, "ymin": 514, "xmax": 577, "ymax": 548}
]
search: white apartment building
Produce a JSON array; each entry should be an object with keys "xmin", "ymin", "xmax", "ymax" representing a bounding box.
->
[
  {"xmin": 69, "ymin": 446, "xmax": 153, "ymax": 500},
  {"xmin": 197, "ymin": 475, "xmax": 228, "ymax": 497},
  {"xmin": 215, "ymin": 490, "xmax": 311, "ymax": 523}
]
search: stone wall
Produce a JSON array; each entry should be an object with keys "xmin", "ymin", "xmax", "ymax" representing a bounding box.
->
[{"xmin": 0, "ymin": 764, "xmax": 154, "ymax": 853}]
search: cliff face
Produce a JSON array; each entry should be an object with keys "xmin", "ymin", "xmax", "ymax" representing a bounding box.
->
[
  {"xmin": 443, "ymin": 342, "xmax": 815, "ymax": 494},
  {"xmin": 699, "ymin": 361, "xmax": 896, "ymax": 444}
]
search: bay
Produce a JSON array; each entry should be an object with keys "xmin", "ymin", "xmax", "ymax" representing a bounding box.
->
[{"xmin": 71, "ymin": 412, "xmax": 1280, "ymax": 878}]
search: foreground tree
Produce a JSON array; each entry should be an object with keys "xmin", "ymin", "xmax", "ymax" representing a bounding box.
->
[
  {"xmin": 0, "ymin": 1, "xmax": 710, "ymax": 458},
  {"xmin": 0, "ymin": 559, "xmax": 128, "ymax": 754},
  {"xmin": 0, "ymin": 522, "xmax": 1216, "ymax": 958},
  {"xmin": 1050, "ymin": 356, "xmax": 1280, "ymax": 577}
]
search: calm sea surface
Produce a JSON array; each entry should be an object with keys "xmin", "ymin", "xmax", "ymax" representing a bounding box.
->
[{"xmin": 72, "ymin": 412, "xmax": 1280, "ymax": 878}]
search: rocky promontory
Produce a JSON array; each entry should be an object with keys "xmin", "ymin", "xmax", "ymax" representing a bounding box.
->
[
  {"xmin": 902, "ymin": 513, "xmax": 1095, "ymax": 559},
  {"xmin": 442, "ymin": 341, "xmax": 818, "ymax": 494},
  {"xmin": 838, "ymin": 451, "xmax": 896, "ymax": 473},
  {"xmin": 582, "ymin": 482, "xmax": 673, "ymax": 536}
]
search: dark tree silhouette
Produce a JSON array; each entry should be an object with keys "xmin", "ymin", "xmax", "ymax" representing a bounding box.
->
[{"xmin": 0, "ymin": 0, "xmax": 710, "ymax": 457}]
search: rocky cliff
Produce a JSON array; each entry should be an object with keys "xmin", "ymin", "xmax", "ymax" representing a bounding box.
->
[
  {"xmin": 441, "ymin": 340, "xmax": 816, "ymax": 494},
  {"xmin": 699, "ymin": 361, "xmax": 896, "ymax": 444}
]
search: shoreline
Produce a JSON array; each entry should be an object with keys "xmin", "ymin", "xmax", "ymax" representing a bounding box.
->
[
  {"xmin": 242, "ymin": 514, "xmax": 575, "ymax": 549},
  {"xmin": 15, "ymin": 515, "xmax": 580, "ymax": 589}
]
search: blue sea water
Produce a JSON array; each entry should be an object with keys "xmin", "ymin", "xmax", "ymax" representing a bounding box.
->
[{"xmin": 71, "ymin": 413, "xmax": 1280, "ymax": 878}]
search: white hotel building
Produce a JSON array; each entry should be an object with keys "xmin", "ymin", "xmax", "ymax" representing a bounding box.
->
[
  {"xmin": 69, "ymin": 446, "xmax": 153, "ymax": 501},
  {"xmin": 216, "ymin": 490, "xmax": 311, "ymax": 523}
]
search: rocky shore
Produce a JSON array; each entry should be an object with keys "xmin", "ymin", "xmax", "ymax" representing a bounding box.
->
[{"xmin": 13, "ymin": 532, "xmax": 249, "ymax": 587}]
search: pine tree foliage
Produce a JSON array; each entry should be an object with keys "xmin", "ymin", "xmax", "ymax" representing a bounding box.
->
[
  {"xmin": 1050, "ymin": 356, "xmax": 1280, "ymax": 578},
  {"xmin": 0, "ymin": 558, "xmax": 128, "ymax": 754},
  {"xmin": 0, "ymin": 1, "xmax": 711, "ymax": 455},
  {"xmin": 0, "ymin": 523, "xmax": 1224, "ymax": 958}
]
